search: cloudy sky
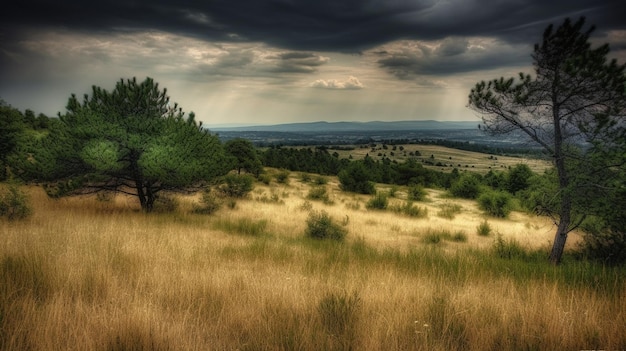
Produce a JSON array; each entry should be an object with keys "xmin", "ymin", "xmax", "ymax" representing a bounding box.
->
[{"xmin": 1, "ymin": 1, "xmax": 624, "ymax": 126}]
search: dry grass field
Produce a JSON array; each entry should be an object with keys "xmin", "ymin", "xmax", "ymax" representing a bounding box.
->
[
  {"xmin": 329, "ymin": 144, "xmax": 551, "ymax": 174},
  {"xmin": 2, "ymin": 174, "xmax": 625, "ymax": 351}
]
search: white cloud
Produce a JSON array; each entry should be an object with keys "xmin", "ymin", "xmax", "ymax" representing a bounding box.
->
[{"xmin": 310, "ymin": 76, "xmax": 364, "ymax": 90}]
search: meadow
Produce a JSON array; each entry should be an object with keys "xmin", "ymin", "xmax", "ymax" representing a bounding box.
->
[{"xmin": 1, "ymin": 172, "xmax": 625, "ymax": 350}]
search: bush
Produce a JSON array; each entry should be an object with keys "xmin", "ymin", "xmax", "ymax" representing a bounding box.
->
[
  {"xmin": 407, "ymin": 185, "xmax": 427, "ymax": 201},
  {"xmin": 577, "ymin": 216, "xmax": 626, "ymax": 265},
  {"xmin": 0, "ymin": 184, "xmax": 32, "ymax": 220},
  {"xmin": 338, "ymin": 162, "xmax": 375, "ymax": 194},
  {"xmin": 449, "ymin": 173, "xmax": 482, "ymax": 199},
  {"xmin": 275, "ymin": 170, "xmax": 290, "ymax": 184},
  {"xmin": 476, "ymin": 220, "xmax": 492, "ymax": 236},
  {"xmin": 492, "ymin": 235, "xmax": 528, "ymax": 259},
  {"xmin": 314, "ymin": 176, "xmax": 328, "ymax": 185},
  {"xmin": 305, "ymin": 210, "xmax": 347, "ymax": 241},
  {"xmin": 219, "ymin": 174, "xmax": 255, "ymax": 198},
  {"xmin": 258, "ymin": 174, "xmax": 272, "ymax": 185},
  {"xmin": 193, "ymin": 188, "xmax": 222, "ymax": 215},
  {"xmin": 366, "ymin": 192, "xmax": 388, "ymax": 210},
  {"xmin": 478, "ymin": 191, "xmax": 513, "ymax": 218},
  {"xmin": 307, "ymin": 186, "xmax": 331, "ymax": 203},
  {"xmin": 389, "ymin": 201, "xmax": 428, "ymax": 218}
]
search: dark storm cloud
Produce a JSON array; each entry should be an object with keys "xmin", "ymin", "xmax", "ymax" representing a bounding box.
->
[{"xmin": 1, "ymin": 0, "xmax": 623, "ymax": 53}]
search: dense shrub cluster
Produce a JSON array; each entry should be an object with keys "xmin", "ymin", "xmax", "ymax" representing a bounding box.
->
[
  {"xmin": 218, "ymin": 174, "xmax": 255, "ymax": 198},
  {"xmin": 305, "ymin": 210, "xmax": 347, "ymax": 241},
  {"xmin": 478, "ymin": 191, "xmax": 513, "ymax": 218}
]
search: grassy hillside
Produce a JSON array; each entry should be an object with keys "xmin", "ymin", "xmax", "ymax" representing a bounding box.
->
[
  {"xmin": 2, "ymin": 175, "xmax": 625, "ymax": 350},
  {"xmin": 316, "ymin": 143, "xmax": 550, "ymax": 174}
]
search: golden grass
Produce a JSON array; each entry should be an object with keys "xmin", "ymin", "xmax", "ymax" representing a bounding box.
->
[
  {"xmin": 1, "ymin": 178, "xmax": 624, "ymax": 350},
  {"xmin": 330, "ymin": 143, "xmax": 551, "ymax": 174}
]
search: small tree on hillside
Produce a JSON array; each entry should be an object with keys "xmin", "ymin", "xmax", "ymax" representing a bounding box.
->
[
  {"xmin": 23, "ymin": 77, "xmax": 231, "ymax": 212},
  {"xmin": 469, "ymin": 18, "xmax": 626, "ymax": 264},
  {"xmin": 224, "ymin": 138, "xmax": 262, "ymax": 176}
]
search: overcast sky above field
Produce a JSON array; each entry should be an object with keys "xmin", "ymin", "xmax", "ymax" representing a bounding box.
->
[{"xmin": 1, "ymin": 1, "xmax": 625, "ymax": 126}]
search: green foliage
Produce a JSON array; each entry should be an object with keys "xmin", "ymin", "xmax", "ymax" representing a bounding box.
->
[
  {"xmin": 193, "ymin": 188, "xmax": 222, "ymax": 215},
  {"xmin": 366, "ymin": 192, "xmax": 388, "ymax": 210},
  {"xmin": 218, "ymin": 174, "xmax": 254, "ymax": 198},
  {"xmin": 23, "ymin": 77, "xmax": 230, "ymax": 212},
  {"xmin": 0, "ymin": 102, "xmax": 25, "ymax": 181},
  {"xmin": 469, "ymin": 17, "xmax": 626, "ymax": 264},
  {"xmin": 478, "ymin": 190, "xmax": 513, "ymax": 218},
  {"xmin": 0, "ymin": 184, "xmax": 32, "ymax": 220},
  {"xmin": 492, "ymin": 235, "xmax": 529, "ymax": 260},
  {"xmin": 407, "ymin": 184, "xmax": 427, "ymax": 201},
  {"xmin": 517, "ymin": 171, "xmax": 560, "ymax": 215},
  {"xmin": 314, "ymin": 175, "xmax": 328, "ymax": 185},
  {"xmin": 389, "ymin": 201, "xmax": 428, "ymax": 218},
  {"xmin": 306, "ymin": 186, "xmax": 332, "ymax": 204},
  {"xmin": 577, "ymin": 216, "xmax": 626, "ymax": 265},
  {"xmin": 305, "ymin": 210, "xmax": 347, "ymax": 241},
  {"xmin": 258, "ymin": 173, "xmax": 272, "ymax": 185},
  {"xmin": 422, "ymin": 229, "xmax": 467, "ymax": 244},
  {"xmin": 476, "ymin": 220, "xmax": 492, "ymax": 236},
  {"xmin": 338, "ymin": 161, "xmax": 375, "ymax": 194},
  {"xmin": 224, "ymin": 138, "xmax": 262, "ymax": 176},
  {"xmin": 274, "ymin": 170, "xmax": 290, "ymax": 184},
  {"xmin": 506, "ymin": 164, "xmax": 533, "ymax": 194},
  {"xmin": 213, "ymin": 217, "xmax": 267, "ymax": 236},
  {"xmin": 449, "ymin": 173, "xmax": 482, "ymax": 199}
]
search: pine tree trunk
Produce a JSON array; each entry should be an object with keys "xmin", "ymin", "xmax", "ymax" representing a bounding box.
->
[{"xmin": 549, "ymin": 193, "xmax": 571, "ymax": 265}]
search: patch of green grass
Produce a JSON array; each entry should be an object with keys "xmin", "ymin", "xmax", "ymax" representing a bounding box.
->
[
  {"xmin": 212, "ymin": 217, "xmax": 268, "ymax": 236},
  {"xmin": 421, "ymin": 229, "xmax": 467, "ymax": 244},
  {"xmin": 389, "ymin": 201, "xmax": 428, "ymax": 218},
  {"xmin": 437, "ymin": 202, "xmax": 462, "ymax": 220}
]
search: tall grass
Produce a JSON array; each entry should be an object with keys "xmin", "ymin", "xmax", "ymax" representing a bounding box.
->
[{"xmin": 1, "ymin": 185, "xmax": 624, "ymax": 350}]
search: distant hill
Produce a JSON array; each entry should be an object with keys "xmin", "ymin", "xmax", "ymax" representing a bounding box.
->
[{"xmin": 209, "ymin": 120, "xmax": 477, "ymax": 132}]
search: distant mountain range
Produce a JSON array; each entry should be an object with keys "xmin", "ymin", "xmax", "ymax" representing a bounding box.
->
[{"xmin": 209, "ymin": 120, "xmax": 477, "ymax": 132}]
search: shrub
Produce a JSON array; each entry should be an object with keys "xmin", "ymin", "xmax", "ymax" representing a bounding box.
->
[
  {"xmin": 407, "ymin": 185, "xmax": 427, "ymax": 201},
  {"xmin": 307, "ymin": 186, "xmax": 331, "ymax": 203},
  {"xmin": 478, "ymin": 191, "xmax": 512, "ymax": 218},
  {"xmin": 449, "ymin": 173, "xmax": 482, "ymax": 199},
  {"xmin": 305, "ymin": 210, "xmax": 347, "ymax": 241},
  {"xmin": 390, "ymin": 201, "xmax": 428, "ymax": 218},
  {"xmin": 577, "ymin": 216, "xmax": 626, "ymax": 265},
  {"xmin": 275, "ymin": 170, "xmax": 290, "ymax": 184},
  {"xmin": 219, "ymin": 174, "xmax": 255, "ymax": 198},
  {"xmin": 387, "ymin": 186, "xmax": 399, "ymax": 198},
  {"xmin": 193, "ymin": 188, "xmax": 221, "ymax": 215},
  {"xmin": 299, "ymin": 172, "xmax": 312, "ymax": 183},
  {"xmin": 476, "ymin": 220, "xmax": 492, "ymax": 236},
  {"xmin": 0, "ymin": 184, "xmax": 32, "ymax": 220},
  {"xmin": 492, "ymin": 235, "xmax": 528, "ymax": 259},
  {"xmin": 338, "ymin": 162, "xmax": 375, "ymax": 194},
  {"xmin": 258, "ymin": 174, "xmax": 272, "ymax": 185},
  {"xmin": 213, "ymin": 217, "xmax": 267, "ymax": 236},
  {"xmin": 314, "ymin": 176, "xmax": 328, "ymax": 185},
  {"xmin": 366, "ymin": 192, "xmax": 388, "ymax": 210}
]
